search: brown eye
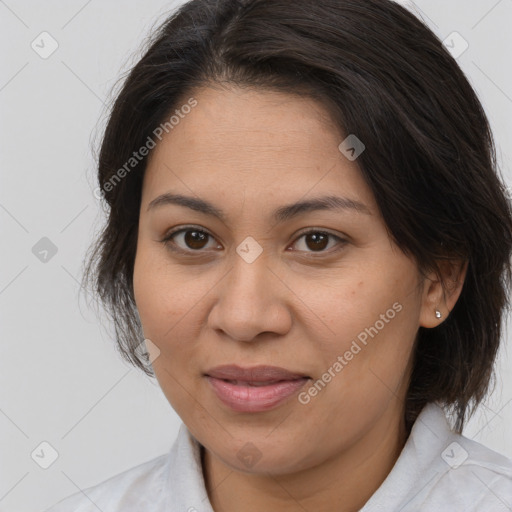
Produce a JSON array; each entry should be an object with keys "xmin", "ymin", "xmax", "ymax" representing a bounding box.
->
[
  {"xmin": 291, "ymin": 230, "xmax": 346, "ymax": 254},
  {"xmin": 304, "ymin": 232, "xmax": 329, "ymax": 251},
  {"xmin": 161, "ymin": 227, "xmax": 219, "ymax": 253},
  {"xmin": 183, "ymin": 230, "xmax": 209, "ymax": 250}
]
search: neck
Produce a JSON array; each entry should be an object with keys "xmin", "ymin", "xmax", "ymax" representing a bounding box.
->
[{"xmin": 201, "ymin": 403, "xmax": 409, "ymax": 512}]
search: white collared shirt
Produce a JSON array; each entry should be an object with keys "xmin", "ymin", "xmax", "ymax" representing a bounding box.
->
[{"xmin": 44, "ymin": 402, "xmax": 512, "ymax": 511}]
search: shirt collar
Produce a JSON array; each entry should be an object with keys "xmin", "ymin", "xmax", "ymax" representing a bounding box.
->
[{"xmin": 165, "ymin": 423, "xmax": 215, "ymax": 512}]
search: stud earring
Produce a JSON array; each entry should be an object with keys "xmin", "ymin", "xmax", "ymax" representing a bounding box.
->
[{"xmin": 435, "ymin": 309, "xmax": 442, "ymax": 319}]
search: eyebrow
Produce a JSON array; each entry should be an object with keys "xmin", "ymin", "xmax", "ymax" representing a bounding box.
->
[{"xmin": 146, "ymin": 193, "xmax": 371, "ymax": 222}]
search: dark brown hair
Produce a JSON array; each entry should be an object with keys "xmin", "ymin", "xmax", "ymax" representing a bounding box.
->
[{"xmin": 82, "ymin": 0, "xmax": 512, "ymax": 433}]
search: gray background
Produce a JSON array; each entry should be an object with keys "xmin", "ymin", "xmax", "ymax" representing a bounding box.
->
[{"xmin": 0, "ymin": 1, "xmax": 511, "ymax": 511}]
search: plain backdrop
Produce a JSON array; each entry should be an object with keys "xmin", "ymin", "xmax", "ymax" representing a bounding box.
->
[{"xmin": 0, "ymin": 1, "xmax": 511, "ymax": 510}]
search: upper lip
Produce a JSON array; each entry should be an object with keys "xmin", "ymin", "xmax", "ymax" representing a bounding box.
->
[{"xmin": 205, "ymin": 365, "xmax": 309, "ymax": 382}]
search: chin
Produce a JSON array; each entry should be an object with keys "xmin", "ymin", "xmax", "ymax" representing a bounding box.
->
[{"xmin": 203, "ymin": 432, "xmax": 322, "ymax": 476}]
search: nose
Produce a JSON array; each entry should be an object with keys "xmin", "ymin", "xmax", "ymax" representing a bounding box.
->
[{"xmin": 207, "ymin": 252, "xmax": 293, "ymax": 342}]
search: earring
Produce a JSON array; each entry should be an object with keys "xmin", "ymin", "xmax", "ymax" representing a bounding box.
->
[{"xmin": 435, "ymin": 309, "xmax": 442, "ymax": 319}]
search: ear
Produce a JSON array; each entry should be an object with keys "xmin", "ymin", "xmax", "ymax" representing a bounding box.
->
[{"xmin": 419, "ymin": 259, "xmax": 469, "ymax": 328}]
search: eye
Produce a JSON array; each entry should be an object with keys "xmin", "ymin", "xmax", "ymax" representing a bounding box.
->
[
  {"xmin": 290, "ymin": 229, "xmax": 347, "ymax": 254},
  {"xmin": 161, "ymin": 226, "xmax": 220, "ymax": 254}
]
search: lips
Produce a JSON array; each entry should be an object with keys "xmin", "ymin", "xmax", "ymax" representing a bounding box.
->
[
  {"xmin": 204, "ymin": 365, "xmax": 311, "ymax": 412},
  {"xmin": 205, "ymin": 364, "xmax": 309, "ymax": 383}
]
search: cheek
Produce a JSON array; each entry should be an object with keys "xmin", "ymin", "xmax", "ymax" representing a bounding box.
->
[
  {"xmin": 291, "ymin": 271, "xmax": 401, "ymax": 346},
  {"xmin": 307, "ymin": 269, "xmax": 420, "ymax": 391},
  {"xmin": 132, "ymin": 251, "xmax": 219, "ymax": 394},
  {"xmin": 133, "ymin": 249, "xmax": 201, "ymax": 340},
  {"xmin": 134, "ymin": 261, "xmax": 207, "ymax": 415}
]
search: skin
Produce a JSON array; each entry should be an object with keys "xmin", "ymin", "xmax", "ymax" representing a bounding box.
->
[{"xmin": 133, "ymin": 85, "xmax": 467, "ymax": 512}]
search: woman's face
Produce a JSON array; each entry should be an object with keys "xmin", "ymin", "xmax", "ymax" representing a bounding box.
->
[{"xmin": 133, "ymin": 85, "xmax": 434, "ymax": 474}]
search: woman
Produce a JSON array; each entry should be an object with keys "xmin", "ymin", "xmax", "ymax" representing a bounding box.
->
[{"xmin": 46, "ymin": 0, "xmax": 512, "ymax": 510}]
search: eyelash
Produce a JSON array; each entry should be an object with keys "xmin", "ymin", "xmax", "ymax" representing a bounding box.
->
[{"xmin": 160, "ymin": 225, "xmax": 347, "ymax": 257}]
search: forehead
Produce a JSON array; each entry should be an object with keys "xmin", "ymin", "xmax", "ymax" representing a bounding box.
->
[{"xmin": 141, "ymin": 85, "xmax": 376, "ymax": 214}]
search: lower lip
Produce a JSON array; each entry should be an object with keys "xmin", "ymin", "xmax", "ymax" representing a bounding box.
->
[{"xmin": 206, "ymin": 376, "xmax": 309, "ymax": 412}]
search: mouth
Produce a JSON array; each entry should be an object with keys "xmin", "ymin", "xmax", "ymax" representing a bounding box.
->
[
  {"xmin": 216, "ymin": 379, "xmax": 299, "ymax": 387},
  {"xmin": 204, "ymin": 364, "xmax": 310, "ymax": 382},
  {"xmin": 204, "ymin": 365, "xmax": 311, "ymax": 412}
]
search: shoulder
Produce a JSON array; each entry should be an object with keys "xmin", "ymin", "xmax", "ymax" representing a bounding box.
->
[
  {"xmin": 406, "ymin": 403, "xmax": 512, "ymax": 511},
  {"xmin": 424, "ymin": 431, "xmax": 512, "ymax": 511},
  {"xmin": 42, "ymin": 423, "xmax": 204, "ymax": 512},
  {"xmin": 43, "ymin": 453, "xmax": 169, "ymax": 512},
  {"xmin": 362, "ymin": 402, "xmax": 512, "ymax": 512}
]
